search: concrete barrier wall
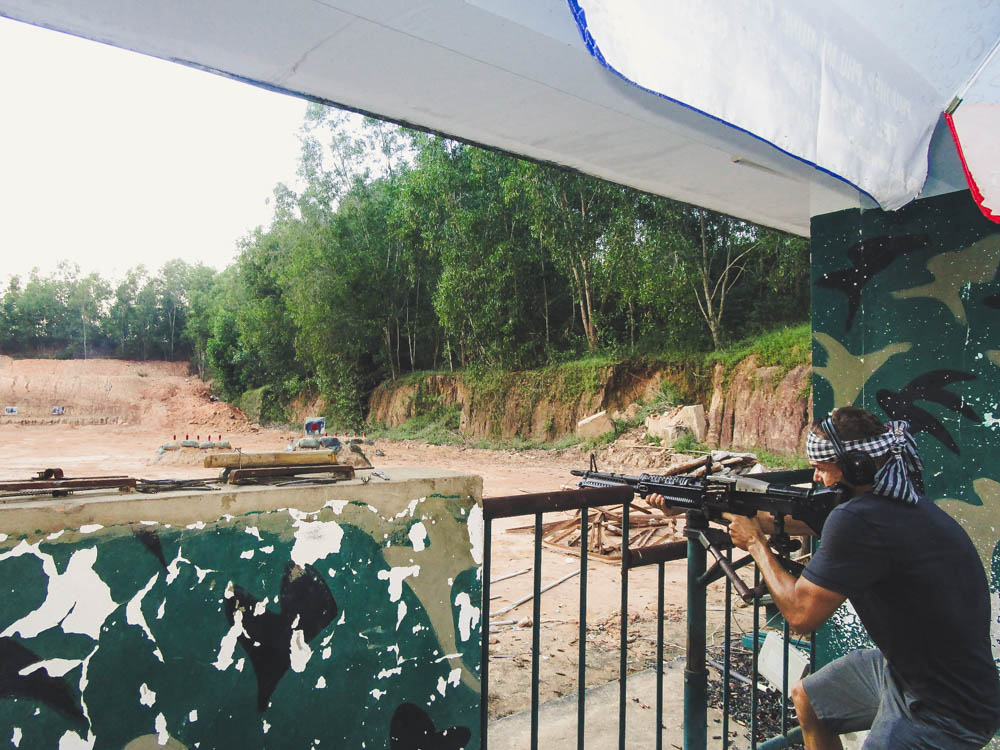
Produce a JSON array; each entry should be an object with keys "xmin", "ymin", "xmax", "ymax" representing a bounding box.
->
[{"xmin": 0, "ymin": 468, "xmax": 483, "ymax": 749}]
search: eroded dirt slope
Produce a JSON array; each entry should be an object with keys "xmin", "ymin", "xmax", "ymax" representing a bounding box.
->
[{"xmin": 0, "ymin": 356, "xmax": 249, "ymax": 428}]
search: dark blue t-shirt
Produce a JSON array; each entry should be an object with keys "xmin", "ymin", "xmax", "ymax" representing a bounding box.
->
[{"xmin": 802, "ymin": 492, "xmax": 1000, "ymax": 731}]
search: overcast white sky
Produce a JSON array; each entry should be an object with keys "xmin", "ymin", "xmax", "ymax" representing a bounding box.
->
[{"xmin": 0, "ymin": 17, "xmax": 310, "ymax": 284}]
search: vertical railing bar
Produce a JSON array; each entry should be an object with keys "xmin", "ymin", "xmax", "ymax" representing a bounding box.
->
[
  {"xmin": 481, "ymin": 515, "xmax": 492, "ymax": 750},
  {"xmin": 684, "ymin": 512, "xmax": 708, "ymax": 750},
  {"xmin": 781, "ymin": 619, "xmax": 790, "ymax": 736},
  {"xmin": 531, "ymin": 512, "xmax": 543, "ymax": 750},
  {"xmin": 809, "ymin": 537, "xmax": 818, "ymax": 692},
  {"xmin": 578, "ymin": 509, "xmax": 588, "ymax": 750},
  {"xmin": 656, "ymin": 561, "xmax": 665, "ymax": 750},
  {"xmin": 751, "ymin": 567, "xmax": 760, "ymax": 749},
  {"xmin": 723, "ymin": 546, "xmax": 732, "ymax": 750},
  {"xmin": 618, "ymin": 501, "xmax": 630, "ymax": 750}
]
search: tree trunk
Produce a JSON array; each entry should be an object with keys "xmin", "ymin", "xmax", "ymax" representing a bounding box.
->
[
  {"xmin": 628, "ymin": 299, "xmax": 635, "ymax": 348},
  {"xmin": 541, "ymin": 259, "xmax": 550, "ymax": 345},
  {"xmin": 581, "ymin": 255, "xmax": 597, "ymax": 349},
  {"xmin": 167, "ymin": 306, "xmax": 177, "ymax": 360},
  {"xmin": 571, "ymin": 257, "xmax": 598, "ymax": 351},
  {"xmin": 383, "ymin": 327, "xmax": 397, "ymax": 380},
  {"xmin": 408, "ymin": 280, "xmax": 419, "ymax": 371}
]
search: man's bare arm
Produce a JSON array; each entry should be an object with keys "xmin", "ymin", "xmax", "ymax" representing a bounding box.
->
[
  {"xmin": 724, "ymin": 513, "xmax": 845, "ymax": 633},
  {"xmin": 755, "ymin": 511, "xmax": 818, "ymax": 537},
  {"xmin": 647, "ymin": 495, "xmax": 819, "ymax": 535}
]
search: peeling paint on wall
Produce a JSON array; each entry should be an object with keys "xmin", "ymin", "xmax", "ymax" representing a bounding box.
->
[{"xmin": 0, "ymin": 490, "xmax": 481, "ymax": 749}]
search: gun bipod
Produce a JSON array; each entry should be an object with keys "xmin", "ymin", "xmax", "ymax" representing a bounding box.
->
[
  {"xmin": 687, "ymin": 527, "xmax": 756, "ymax": 602},
  {"xmin": 687, "ymin": 526, "xmax": 805, "ymax": 603}
]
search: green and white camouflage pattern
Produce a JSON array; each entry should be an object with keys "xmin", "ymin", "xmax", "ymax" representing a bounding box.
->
[{"xmin": 0, "ymin": 471, "xmax": 482, "ymax": 749}]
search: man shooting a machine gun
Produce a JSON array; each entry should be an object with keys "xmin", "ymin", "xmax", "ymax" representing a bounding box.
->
[{"xmin": 649, "ymin": 407, "xmax": 1000, "ymax": 749}]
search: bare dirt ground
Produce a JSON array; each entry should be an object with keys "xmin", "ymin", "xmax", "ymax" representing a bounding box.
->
[{"xmin": 0, "ymin": 359, "xmax": 759, "ymax": 721}]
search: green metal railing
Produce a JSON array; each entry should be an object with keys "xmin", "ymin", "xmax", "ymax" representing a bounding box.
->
[
  {"xmin": 480, "ymin": 484, "xmax": 813, "ymax": 750},
  {"xmin": 480, "ymin": 484, "xmax": 634, "ymax": 750}
]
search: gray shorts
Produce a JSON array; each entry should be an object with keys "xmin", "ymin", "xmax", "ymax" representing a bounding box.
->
[{"xmin": 801, "ymin": 648, "xmax": 996, "ymax": 749}]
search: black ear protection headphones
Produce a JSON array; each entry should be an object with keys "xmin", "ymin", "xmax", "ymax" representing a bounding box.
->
[{"xmin": 822, "ymin": 416, "xmax": 877, "ymax": 487}]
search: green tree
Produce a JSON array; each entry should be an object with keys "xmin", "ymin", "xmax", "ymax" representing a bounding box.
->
[
  {"xmin": 19, "ymin": 270, "xmax": 69, "ymax": 351},
  {"xmin": 519, "ymin": 164, "xmax": 621, "ymax": 351},
  {"xmin": 0, "ymin": 276, "xmax": 25, "ymax": 353},
  {"xmin": 159, "ymin": 259, "xmax": 191, "ymax": 360},
  {"xmin": 105, "ymin": 267, "xmax": 146, "ymax": 357},
  {"xmin": 182, "ymin": 264, "xmax": 222, "ymax": 378},
  {"xmin": 66, "ymin": 270, "xmax": 110, "ymax": 359}
]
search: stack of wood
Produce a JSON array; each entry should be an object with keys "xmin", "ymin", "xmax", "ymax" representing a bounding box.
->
[
  {"xmin": 510, "ymin": 451, "xmax": 761, "ymax": 562},
  {"xmin": 685, "ymin": 451, "xmax": 759, "ymax": 476},
  {"xmin": 509, "ymin": 506, "xmax": 680, "ymax": 562}
]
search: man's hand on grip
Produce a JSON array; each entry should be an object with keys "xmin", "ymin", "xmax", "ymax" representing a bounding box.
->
[
  {"xmin": 722, "ymin": 512, "xmax": 767, "ymax": 551},
  {"xmin": 645, "ymin": 492, "xmax": 684, "ymax": 516}
]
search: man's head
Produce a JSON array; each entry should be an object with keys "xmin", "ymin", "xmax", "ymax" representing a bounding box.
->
[{"xmin": 807, "ymin": 407, "xmax": 886, "ymax": 490}]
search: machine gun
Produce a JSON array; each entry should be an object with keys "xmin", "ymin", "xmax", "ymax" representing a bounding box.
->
[{"xmin": 571, "ymin": 455, "xmax": 844, "ymax": 601}]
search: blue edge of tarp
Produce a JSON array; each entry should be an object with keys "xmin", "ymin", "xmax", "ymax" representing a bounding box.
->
[{"xmin": 561, "ymin": 0, "xmax": 884, "ymax": 207}]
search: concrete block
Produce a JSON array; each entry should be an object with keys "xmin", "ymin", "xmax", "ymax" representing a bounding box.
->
[
  {"xmin": 645, "ymin": 405, "xmax": 707, "ymax": 444},
  {"xmin": 644, "ymin": 413, "xmax": 688, "ymax": 444},
  {"xmin": 577, "ymin": 410, "xmax": 613, "ymax": 438},
  {"xmin": 757, "ymin": 631, "xmax": 809, "ymax": 695},
  {"xmin": 675, "ymin": 405, "xmax": 707, "ymax": 442},
  {"xmin": 614, "ymin": 402, "xmax": 641, "ymax": 421}
]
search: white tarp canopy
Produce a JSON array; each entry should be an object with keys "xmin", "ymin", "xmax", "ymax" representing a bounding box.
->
[
  {"xmin": 570, "ymin": 0, "xmax": 1000, "ymax": 219},
  {"xmin": 0, "ymin": 0, "xmax": 997, "ymax": 230}
]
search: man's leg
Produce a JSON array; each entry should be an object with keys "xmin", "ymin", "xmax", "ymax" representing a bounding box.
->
[
  {"xmin": 797, "ymin": 649, "xmax": 885, "ymax": 748},
  {"xmin": 862, "ymin": 663, "xmax": 995, "ymax": 750},
  {"xmin": 791, "ymin": 680, "xmax": 843, "ymax": 750}
]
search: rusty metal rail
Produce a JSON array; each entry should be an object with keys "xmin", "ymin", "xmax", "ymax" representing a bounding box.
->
[
  {"xmin": 226, "ymin": 463, "xmax": 356, "ymax": 484},
  {"xmin": 0, "ymin": 473, "xmax": 135, "ymax": 497}
]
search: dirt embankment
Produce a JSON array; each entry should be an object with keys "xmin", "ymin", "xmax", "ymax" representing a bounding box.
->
[
  {"xmin": 0, "ymin": 356, "xmax": 249, "ymax": 430},
  {"xmin": 370, "ymin": 358, "xmax": 812, "ymax": 455},
  {"xmin": 707, "ymin": 360, "xmax": 812, "ymax": 454}
]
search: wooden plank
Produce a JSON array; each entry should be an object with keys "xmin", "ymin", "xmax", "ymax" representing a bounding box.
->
[
  {"xmin": 507, "ymin": 516, "xmax": 578, "ymax": 535},
  {"xmin": 635, "ymin": 527, "xmax": 657, "ymax": 548},
  {"xmin": 204, "ymin": 451, "xmax": 344, "ymax": 468},
  {"xmin": 546, "ymin": 524, "xmax": 581, "ymax": 545},
  {"xmin": 542, "ymin": 541, "xmax": 620, "ymax": 564}
]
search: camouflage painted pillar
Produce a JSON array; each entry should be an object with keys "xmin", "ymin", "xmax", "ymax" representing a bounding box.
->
[
  {"xmin": 811, "ymin": 188, "xmax": 1000, "ymax": 669},
  {"xmin": 0, "ymin": 468, "xmax": 482, "ymax": 749}
]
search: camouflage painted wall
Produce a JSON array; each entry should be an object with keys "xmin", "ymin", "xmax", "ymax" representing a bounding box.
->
[
  {"xmin": 810, "ymin": 188, "xmax": 1000, "ymax": 668},
  {"xmin": 0, "ymin": 478, "xmax": 482, "ymax": 749}
]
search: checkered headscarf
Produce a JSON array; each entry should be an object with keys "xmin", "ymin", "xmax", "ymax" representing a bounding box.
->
[{"xmin": 806, "ymin": 419, "xmax": 923, "ymax": 504}]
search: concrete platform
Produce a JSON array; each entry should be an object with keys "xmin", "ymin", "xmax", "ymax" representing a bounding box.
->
[{"xmin": 488, "ymin": 660, "xmax": 755, "ymax": 750}]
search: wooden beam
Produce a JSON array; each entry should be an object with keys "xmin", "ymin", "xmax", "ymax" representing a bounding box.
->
[{"xmin": 204, "ymin": 451, "xmax": 346, "ymax": 468}]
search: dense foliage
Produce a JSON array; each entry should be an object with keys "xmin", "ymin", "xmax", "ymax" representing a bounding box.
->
[
  {"xmin": 0, "ymin": 260, "xmax": 219, "ymax": 369},
  {"xmin": 0, "ymin": 108, "xmax": 809, "ymax": 428}
]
